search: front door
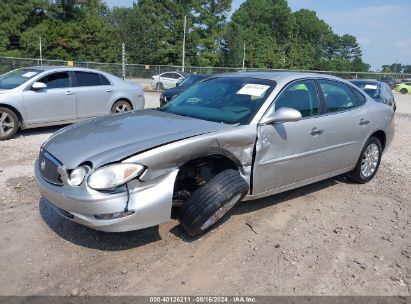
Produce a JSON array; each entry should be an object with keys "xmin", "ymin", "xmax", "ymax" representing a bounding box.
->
[
  {"xmin": 253, "ymin": 79, "xmax": 327, "ymax": 195},
  {"xmin": 23, "ymin": 71, "xmax": 76, "ymax": 124}
]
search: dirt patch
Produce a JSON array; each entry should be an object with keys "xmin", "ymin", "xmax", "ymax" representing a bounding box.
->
[{"xmin": 0, "ymin": 92, "xmax": 410, "ymax": 296}]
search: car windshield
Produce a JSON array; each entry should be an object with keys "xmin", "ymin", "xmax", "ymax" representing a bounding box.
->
[
  {"xmin": 0, "ymin": 68, "xmax": 43, "ymax": 90},
  {"xmin": 161, "ymin": 77, "xmax": 276, "ymax": 124},
  {"xmin": 178, "ymin": 75, "xmax": 207, "ymax": 88},
  {"xmin": 351, "ymin": 81, "xmax": 379, "ymax": 98}
]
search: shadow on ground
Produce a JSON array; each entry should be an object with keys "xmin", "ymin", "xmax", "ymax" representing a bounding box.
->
[
  {"xmin": 18, "ymin": 125, "xmax": 66, "ymax": 137},
  {"xmin": 39, "ymin": 199, "xmax": 161, "ymax": 251},
  {"xmin": 40, "ymin": 174, "xmax": 350, "ymax": 247},
  {"xmin": 170, "ymin": 175, "xmax": 348, "ymax": 241}
]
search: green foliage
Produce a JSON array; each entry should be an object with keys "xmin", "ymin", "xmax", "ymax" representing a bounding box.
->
[
  {"xmin": 0, "ymin": 0, "xmax": 370, "ymax": 71},
  {"xmin": 382, "ymin": 63, "xmax": 411, "ymax": 74},
  {"xmin": 222, "ymin": 1, "xmax": 369, "ymax": 71}
]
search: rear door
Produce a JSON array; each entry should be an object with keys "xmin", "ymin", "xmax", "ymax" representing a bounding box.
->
[
  {"xmin": 160, "ymin": 73, "xmax": 177, "ymax": 89},
  {"xmin": 253, "ymin": 79, "xmax": 328, "ymax": 195},
  {"xmin": 22, "ymin": 71, "xmax": 76, "ymax": 124},
  {"xmin": 318, "ymin": 80, "xmax": 371, "ymax": 174},
  {"xmin": 73, "ymin": 71, "xmax": 115, "ymax": 118}
]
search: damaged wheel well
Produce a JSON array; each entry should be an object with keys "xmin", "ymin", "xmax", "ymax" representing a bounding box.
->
[{"xmin": 172, "ymin": 155, "xmax": 239, "ymax": 206}]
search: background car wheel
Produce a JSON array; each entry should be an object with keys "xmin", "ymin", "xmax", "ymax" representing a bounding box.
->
[
  {"xmin": 348, "ymin": 136, "xmax": 382, "ymax": 184},
  {"xmin": 111, "ymin": 100, "xmax": 132, "ymax": 114},
  {"xmin": 156, "ymin": 82, "xmax": 164, "ymax": 91},
  {"xmin": 0, "ymin": 107, "xmax": 19, "ymax": 141},
  {"xmin": 400, "ymin": 88, "xmax": 408, "ymax": 94},
  {"xmin": 176, "ymin": 169, "xmax": 249, "ymax": 237}
]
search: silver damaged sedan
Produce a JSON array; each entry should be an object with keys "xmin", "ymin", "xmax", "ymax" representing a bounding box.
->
[
  {"xmin": 0, "ymin": 66, "xmax": 145, "ymax": 140},
  {"xmin": 35, "ymin": 72, "xmax": 394, "ymax": 236}
]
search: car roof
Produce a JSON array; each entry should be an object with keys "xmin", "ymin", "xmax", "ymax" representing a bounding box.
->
[
  {"xmin": 22, "ymin": 66, "xmax": 108, "ymax": 74},
  {"xmin": 190, "ymin": 74, "xmax": 211, "ymax": 78},
  {"xmin": 215, "ymin": 71, "xmax": 344, "ymax": 83},
  {"xmin": 350, "ymin": 79, "xmax": 381, "ymax": 85}
]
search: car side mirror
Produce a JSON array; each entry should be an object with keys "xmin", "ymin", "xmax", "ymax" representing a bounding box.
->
[
  {"xmin": 260, "ymin": 107, "xmax": 302, "ymax": 125},
  {"xmin": 31, "ymin": 82, "xmax": 47, "ymax": 90}
]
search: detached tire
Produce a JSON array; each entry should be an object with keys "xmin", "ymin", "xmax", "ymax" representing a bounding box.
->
[
  {"xmin": 348, "ymin": 136, "xmax": 382, "ymax": 183},
  {"xmin": 0, "ymin": 107, "xmax": 19, "ymax": 140},
  {"xmin": 177, "ymin": 169, "xmax": 249, "ymax": 237}
]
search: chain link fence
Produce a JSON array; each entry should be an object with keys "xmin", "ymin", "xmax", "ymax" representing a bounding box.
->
[{"xmin": 1, "ymin": 56, "xmax": 410, "ymax": 81}]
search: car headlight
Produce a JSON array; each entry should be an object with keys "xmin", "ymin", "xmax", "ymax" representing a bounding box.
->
[
  {"xmin": 69, "ymin": 166, "xmax": 88, "ymax": 186},
  {"xmin": 88, "ymin": 163, "xmax": 144, "ymax": 190}
]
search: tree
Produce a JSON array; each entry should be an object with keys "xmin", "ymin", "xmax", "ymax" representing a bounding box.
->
[
  {"xmin": 222, "ymin": 0, "xmax": 293, "ymax": 68},
  {"xmin": 192, "ymin": 0, "xmax": 232, "ymax": 66},
  {"xmin": 0, "ymin": 0, "xmax": 50, "ymax": 56},
  {"xmin": 291, "ymin": 9, "xmax": 334, "ymax": 70},
  {"xmin": 0, "ymin": 0, "xmax": 371, "ymax": 71},
  {"xmin": 18, "ymin": 0, "xmax": 117, "ymax": 62}
]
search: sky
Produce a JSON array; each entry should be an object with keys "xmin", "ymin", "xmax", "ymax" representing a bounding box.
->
[{"xmin": 106, "ymin": 0, "xmax": 411, "ymax": 71}]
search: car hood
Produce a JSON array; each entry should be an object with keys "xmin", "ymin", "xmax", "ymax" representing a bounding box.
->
[
  {"xmin": 43, "ymin": 109, "xmax": 233, "ymax": 169},
  {"xmin": 163, "ymin": 87, "xmax": 184, "ymax": 97},
  {"xmin": 0, "ymin": 89, "xmax": 13, "ymax": 94}
]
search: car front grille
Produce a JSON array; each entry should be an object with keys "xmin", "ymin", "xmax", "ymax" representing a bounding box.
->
[{"xmin": 39, "ymin": 149, "xmax": 64, "ymax": 186}]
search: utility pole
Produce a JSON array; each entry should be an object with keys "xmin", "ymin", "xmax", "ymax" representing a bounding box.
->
[
  {"xmin": 122, "ymin": 43, "xmax": 126, "ymax": 80},
  {"xmin": 39, "ymin": 36, "xmax": 42, "ymax": 66},
  {"xmin": 182, "ymin": 15, "xmax": 187, "ymax": 72},
  {"xmin": 242, "ymin": 44, "xmax": 246, "ymax": 71},
  {"xmin": 394, "ymin": 58, "xmax": 398, "ymax": 78}
]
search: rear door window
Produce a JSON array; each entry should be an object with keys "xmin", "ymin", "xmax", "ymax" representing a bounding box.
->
[
  {"xmin": 100, "ymin": 74, "xmax": 111, "ymax": 85},
  {"xmin": 74, "ymin": 72, "xmax": 103, "ymax": 87},
  {"xmin": 161, "ymin": 73, "xmax": 172, "ymax": 79},
  {"xmin": 351, "ymin": 87, "xmax": 367, "ymax": 106}
]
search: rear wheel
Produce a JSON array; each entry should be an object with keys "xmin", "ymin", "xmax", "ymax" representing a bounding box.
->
[
  {"xmin": 400, "ymin": 88, "xmax": 408, "ymax": 94},
  {"xmin": 348, "ymin": 136, "xmax": 382, "ymax": 183},
  {"xmin": 111, "ymin": 100, "xmax": 132, "ymax": 114},
  {"xmin": 0, "ymin": 107, "xmax": 19, "ymax": 140},
  {"xmin": 176, "ymin": 169, "xmax": 249, "ymax": 237}
]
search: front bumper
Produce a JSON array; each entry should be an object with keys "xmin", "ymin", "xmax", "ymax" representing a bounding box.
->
[{"xmin": 35, "ymin": 159, "xmax": 178, "ymax": 232}]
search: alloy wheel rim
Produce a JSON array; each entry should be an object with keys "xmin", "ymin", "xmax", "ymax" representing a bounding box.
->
[
  {"xmin": 361, "ymin": 143, "xmax": 379, "ymax": 178},
  {"xmin": 0, "ymin": 111, "xmax": 15, "ymax": 137},
  {"xmin": 115, "ymin": 104, "xmax": 130, "ymax": 113},
  {"xmin": 201, "ymin": 193, "xmax": 242, "ymax": 231}
]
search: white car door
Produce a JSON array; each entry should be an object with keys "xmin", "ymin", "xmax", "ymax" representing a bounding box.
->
[
  {"xmin": 22, "ymin": 71, "xmax": 76, "ymax": 124},
  {"xmin": 73, "ymin": 71, "xmax": 115, "ymax": 119},
  {"xmin": 160, "ymin": 73, "xmax": 175, "ymax": 89}
]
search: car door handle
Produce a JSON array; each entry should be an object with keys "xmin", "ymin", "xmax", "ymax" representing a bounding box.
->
[
  {"xmin": 310, "ymin": 127, "xmax": 324, "ymax": 136},
  {"xmin": 105, "ymin": 89, "xmax": 113, "ymax": 92},
  {"xmin": 65, "ymin": 91, "xmax": 74, "ymax": 95},
  {"xmin": 359, "ymin": 119, "xmax": 370, "ymax": 125}
]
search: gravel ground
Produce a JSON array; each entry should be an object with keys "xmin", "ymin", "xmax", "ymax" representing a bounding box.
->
[{"xmin": 0, "ymin": 92, "xmax": 410, "ymax": 296}]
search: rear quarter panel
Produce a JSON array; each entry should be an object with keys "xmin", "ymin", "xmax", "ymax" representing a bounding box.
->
[
  {"xmin": 107, "ymin": 77, "xmax": 145, "ymax": 111},
  {"xmin": 363, "ymin": 99, "xmax": 395, "ymax": 152}
]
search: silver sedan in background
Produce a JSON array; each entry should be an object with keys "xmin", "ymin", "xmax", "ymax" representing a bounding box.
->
[{"xmin": 0, "ymin": 66, "xmax": 145, "ymax": 140}]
